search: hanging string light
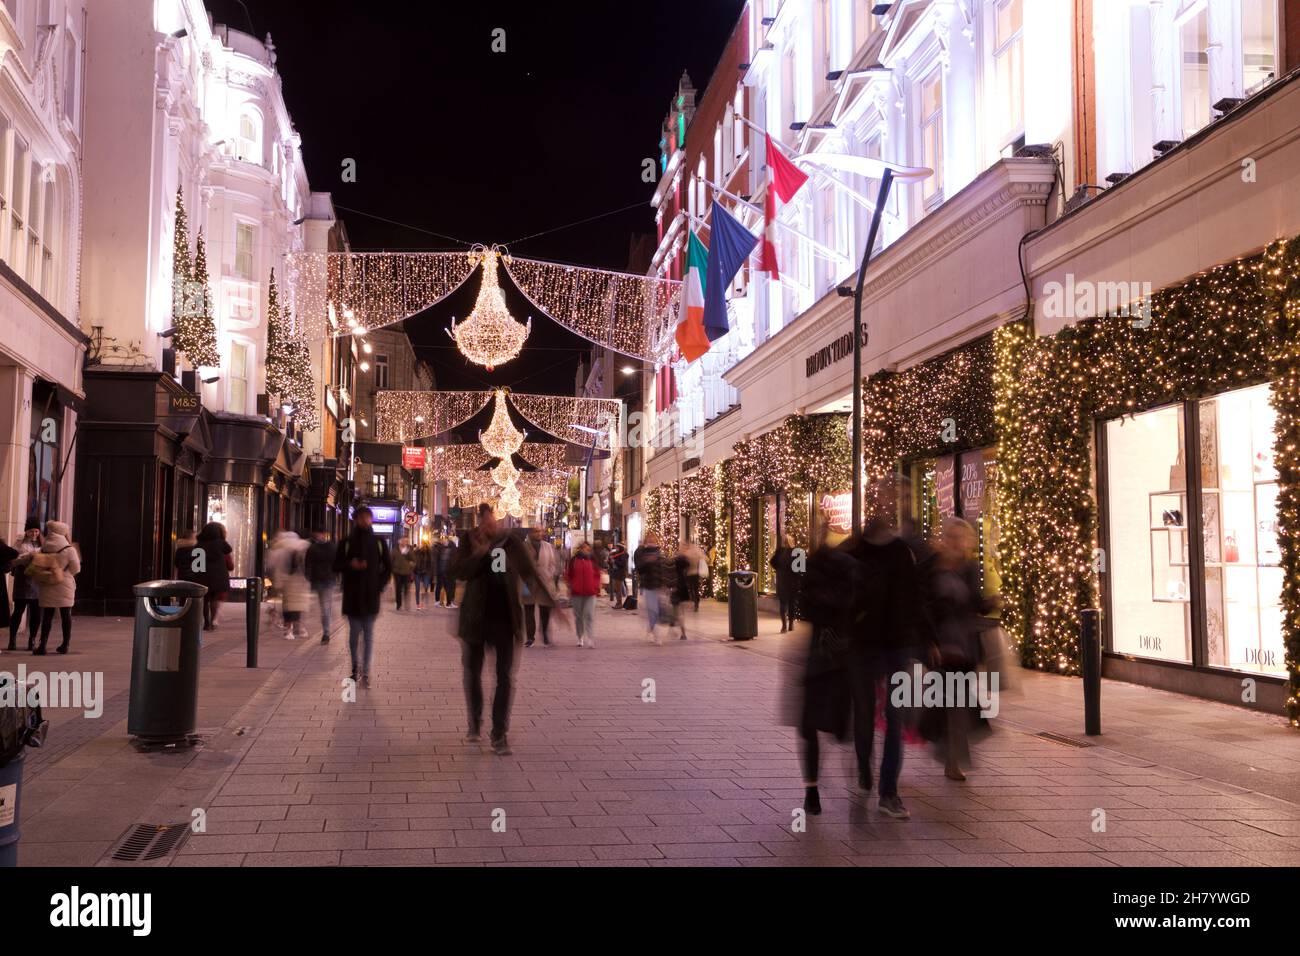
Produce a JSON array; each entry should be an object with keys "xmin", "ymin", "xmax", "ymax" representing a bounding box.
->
[
  {"xmin": 451, "ymin": 247, "xmax": 531, "ymax": 371},
  {"xmin": 479, "ymin": 388, "xmax": 526, "ymax": 459},
  {"xmin": 508, "ymin": 393, "xmax": 622, "ymax": 450},
  {"xmin": 375, "ymin": 391, "xmax": 493, "ymax": 442}
]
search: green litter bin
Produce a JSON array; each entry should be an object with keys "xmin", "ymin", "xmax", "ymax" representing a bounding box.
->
[{"xmin": 127, "ymin": 580, "xmax": 207, "ymax": 743}]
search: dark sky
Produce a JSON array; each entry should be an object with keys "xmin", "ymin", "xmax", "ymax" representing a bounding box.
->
[{"xmin": 205, "ymin": 0, "xmax": 745, "ymax": 415}]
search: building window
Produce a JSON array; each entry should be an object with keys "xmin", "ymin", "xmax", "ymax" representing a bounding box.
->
[
  {"xmin": 9, "ymin": 134, "xmax": 27, "ymax": 278},
  {"xmin": 374, "ymin": 353, "xmax": 389, "ymax": 389},
  {"xmin": 991, "ymin": 0, "xmax": 1024, "ymax": 149},
  {"xmin": 919, "ymin": 68, "xmax": 944, "ymax": 207},
  {"xmin": 234, "ymin": 222, "xmax": 256, "ymax": 280},
  {"xmin": 62, "ymin": 29, "xmax": 80, "ymax": 127},
  {"xmin": 230, "ymin": 341, "xmax": 250, "ymax": 414},
  {"xmin": 1103, "ymin": 383, "xmax": 1284, "ymax": 677},
  {"xmin": 1177, "ymin": 5, "xmax": 1211, "ymax": 139},
  {"xmin": 371, "ymin": 469, "xmax": 387, "ymax": 497},
  {"xmin": 39, "ymin": 179, "xmax": 55, "ymax": 303},
  {"xmin": 854, "ymin": 0, "xmax": 877, "ymax": 50},
  {"xmin": 236, "ymin": 110, "xmax": 260, "ymax": 164},
  {"xmin": 1240, "ymin": 0, "xmax": 1276, "ymax": 93}
]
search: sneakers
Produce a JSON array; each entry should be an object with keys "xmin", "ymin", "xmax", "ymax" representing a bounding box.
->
[
  {"xmin": 878, "ymin": 795, "xmax": 910, "ymax": 819},
  {"xmin": 804, "ymin": 786, "xmax": 822, "ymax": 816},
  {"xmin": 448, "ymin": 602, "xmax": 458, "ymax": 609},
  {"xmin": 463, "ymin": 729, "xmax": 481, "ymax": 744},
  {"xmin": 360, "ymin": 674, "xmax": 371, "ymax": 689},
  {"xmin": 490, "ymin": 735, "xmax": 512, "ymax": 756},
  {"xmin": 525, "ymin": 639, "xmax": 535, "ymax": 648}
]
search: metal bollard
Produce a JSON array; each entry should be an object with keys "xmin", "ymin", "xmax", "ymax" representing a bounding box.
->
[
  {"xmin": 1081, "ymin": 608, "xmax": 1102, "ymax": 736},
  {"xmin": 245, "ymin": 576, "xmax": 263, "ymax": 668}
]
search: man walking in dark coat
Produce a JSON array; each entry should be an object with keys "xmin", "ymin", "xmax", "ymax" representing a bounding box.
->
[
  {"xmin": 333, "ymin": 507, "xmax": 391, "ymax": 687},
  {"xmin": 452, "ymin": 504, "xmax": 565, "ymax": 755},
  {"xmin": 306, "ymin": 529, "xmax": 338, "ymax": 643}
]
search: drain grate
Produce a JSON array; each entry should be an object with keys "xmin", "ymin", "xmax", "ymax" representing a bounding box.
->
[
  {"xmin": 110, "ymin": 823, "xmax": 191, "ymax": 862},
  {"xmin": 1035, "ymin": 731, "xmax": 1094, "ymax": 749}
]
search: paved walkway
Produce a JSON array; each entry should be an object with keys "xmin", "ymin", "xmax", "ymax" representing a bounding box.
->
[{"xmin": 11, "ymin": 593, "xmax": 1300, "ymax": 866}]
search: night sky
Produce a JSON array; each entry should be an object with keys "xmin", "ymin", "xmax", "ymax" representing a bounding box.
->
[{"xmin": 205, "ymin": 0, "xmax": 745, "ymax": 416}]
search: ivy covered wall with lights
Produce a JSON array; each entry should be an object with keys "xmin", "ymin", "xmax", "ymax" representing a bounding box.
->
[{"xmin": 995, "ymin": 237, "xmax": 1300, "ymax": 724}]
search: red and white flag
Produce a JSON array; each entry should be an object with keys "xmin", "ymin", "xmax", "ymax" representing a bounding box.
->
[{"xmin": 761, "ymin": 134, "xmax": 810, "ymax": 280}]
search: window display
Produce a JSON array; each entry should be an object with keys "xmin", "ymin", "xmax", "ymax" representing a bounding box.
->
[
  {"xmin": 1198, "ymin": 385, "xmax": 1285, "ymax": 676},
  {"xmin": 1105, "ymin": 404, "xmax": 1193, "ymax": 663},
  {"xmin": 206, "ymin": 483, "xmax": 258, "ymax": 578}
]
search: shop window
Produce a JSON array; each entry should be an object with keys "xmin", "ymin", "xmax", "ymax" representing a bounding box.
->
[
  {"xmin": 1104, "ymin": 386, "xmax": 1283, "ymax": 676},
  {"xmin": 1198, "ymin": 385, "xmax": 1284, "ymax": 675},
  {"xmin": 206, "ymin": 483, "xmax": 257, "ymax": 578},
  {"xmin": 28, "ymin": 399, "xmax": 60, "ymax": 527},
  {"xmin": 1104, "ymin": 404, "xmax": 1194, "ymax": 664}
]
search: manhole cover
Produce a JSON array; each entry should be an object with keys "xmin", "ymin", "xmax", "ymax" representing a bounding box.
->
[
  {"xmin": 110, "ymin": 823, "xmax": 191, "ymax": 862},
  {"xmin": 1035, "ymin": 731, "xmax": 1094, "ymax": 748}
]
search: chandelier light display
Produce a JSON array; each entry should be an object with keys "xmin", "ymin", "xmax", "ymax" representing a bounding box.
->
[
  {"xmin": 478, "ymin": 389, "xmax": 526, "ymax": 459},
  {"xmin": 491, "ymin": 457, "xmax": 521, "ymax": 487},
  {"xmin": 450, "ymin": 247, "xmax": 531, "ymax": 371}
]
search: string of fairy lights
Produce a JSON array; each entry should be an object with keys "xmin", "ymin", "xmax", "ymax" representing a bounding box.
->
[
  {"xmin": 373, "ymin": 390, "xmax": 493, "ymax": 443},
  {"xmin": 376, "ymin": 388, "xmax": 621, "ymax": 451},
  {"xmin": 450, "ymin": 247, "xmax": 531, "ymax": 371}
]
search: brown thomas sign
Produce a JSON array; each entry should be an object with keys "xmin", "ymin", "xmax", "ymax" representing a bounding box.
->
[{"xmin": 805, "ymin": 322, "xmax": 868, "ymax": 378}]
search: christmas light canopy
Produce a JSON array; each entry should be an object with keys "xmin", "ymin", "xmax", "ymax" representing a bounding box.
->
[{"xmin": 479, "ymin": 389, "xmax": 526, "ymax": 459}]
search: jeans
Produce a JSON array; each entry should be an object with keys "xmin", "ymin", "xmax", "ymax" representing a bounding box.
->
[
  {"xmin": 524, "ymin": 604, "xmax": 550, "ymax": 644},
  {"xmin": 394, "ymin": 574, "xmax": 411, "ymax": 609},
  {"xmin": 848, "ymin": 646, "xmax": 905, "ymax": 798},
  {"xmin": 39, "ymin": 607, "xmax": 72, "ymax": 650},
  {"xmin": 688, "ymin": 575, "xmax": 702, "ymax": 610},
  {"xmin": 609, "ymin": 575, "xmax": 626, "ymax": 605},
  {"xmin": 313, "ymin": 582, "xmax": 334, "ymax": 638},
  {"xmin": 8, "ymin": 597, "xmax": 38, "ymax": 647},
  {"xmin": 461, "ymin": 631, "xmax": 518, "ymax": 739},
  {"xmin": 435, "ymin": 573, "xmax": 454, "ymax": 605},
  {"xmin": 641, "ymin": 588, "xmax": 664, "ymax": 631},
  {"xmin": 777, "ymin": 584, "xmax": 798, "ymax": 628},
  {"xmin": 347, "ymin": 614, "xmax": 377, "ymax": 678},
  {"xmin": 572, "ymin": 595, "xmax": 595, "ymax": 644}
]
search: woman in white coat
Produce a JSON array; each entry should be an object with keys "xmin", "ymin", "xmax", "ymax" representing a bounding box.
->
[
  {"xmin": 16, "ymin": 519, "xmax": 81, "ymax": 655},
  {"xmin": 267, "ymin": 531, "xmax": 311, "ymax": 640}
]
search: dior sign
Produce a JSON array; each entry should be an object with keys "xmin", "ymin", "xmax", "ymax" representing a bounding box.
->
[{"xmin": 805, "ymin": 323, "xmax": 868, "ymax": 378}]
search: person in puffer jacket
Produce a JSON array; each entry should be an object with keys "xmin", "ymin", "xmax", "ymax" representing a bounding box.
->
[
  {"xmin": 565, "ymin": 541, "xmax": 602, "ymax": 648},
  {"xmin": 266, "ymin": 530, "xmax": 311, "ymax": 640}
]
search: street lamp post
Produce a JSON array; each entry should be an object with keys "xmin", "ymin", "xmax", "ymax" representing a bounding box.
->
[{"xmin": 850, "ymin": 168, "xmax": 894, "ymax": 538}]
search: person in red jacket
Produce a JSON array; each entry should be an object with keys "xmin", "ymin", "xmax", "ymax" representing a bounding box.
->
[{"xmin": 565, "ymin": 540, "xmax": 602, "ymax": 648}]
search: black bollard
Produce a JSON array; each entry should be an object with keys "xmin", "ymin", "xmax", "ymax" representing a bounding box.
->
[
  {"xmin": 246, "ymin": 576, "xmax": 262, "ymax": 668},
  {"xmin": 1081, "ymin": 608, "xmax": 1101, "ymax": 736}
]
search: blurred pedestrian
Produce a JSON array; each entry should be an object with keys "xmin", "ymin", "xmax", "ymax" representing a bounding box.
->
[
  {"xmin": 770, "ymin": 530, "xmax": 802, "ymax": 632},
  {"xmin": 196, "ymin": 522, "xmax": 233, "ymax": 630},
  {"xmin": 453, "ymin": 503, "xmax": 565, "ymax": 754},
  {"xmin": 522, "ymin": 527, "xmax": 556, "ymax": 647},
  {"xmin": 565, "ymin": 540, "xmax": 601, "ymax": 647},
  {"xmin": 391, "ymin": 537, "xmax": 415, "ymax": 611},
  {"xmin": 0, "ymin": 535, "xmax": 17, "ymax": 641},
  {"xmin": 920, "ymin": 518, "xmax": 997, "ymax": 781},
  {"xmin": 787, "ymin": 517, "xmax": 860, "ymax": 814},
  {"xmin": 633, "ymin": 533, "xmax": 667, "ymax": 643},
  {"xmin": 608, "ymin": 541, "xmax": 629, "ymax": 608},
  {"xmin": 15, "ymin": 519, "xmax": 80, "ymax": 655},
  {"xmin": 334, "ymin": 506, "xmax": 392, "ymax": 687},
  {"xmin": 305, "ymin": 529, "xmax": 338, "ymax": 643},
  {"xmin": 670, "ymin": 542, "xmax": 692, "ymax": 640},
  {"xmin": 839, "ymin": 478, "xmax": 926, "ymax": 820},
  {"xmin": 7, "ymin": 520, "xmax": 41, "ymax": 650},
  {"xmin": 413, "ymin": 539, "xmax": 432, "ymax": 610},
  {"xmin": 434, "ymin": 534, "xmax": 458, "ymax": 608},
  {"xmin": 266, "ymin": 530, "xmax": 310, "ymax": 640},
  {"xmin": 680, "ymin": 539, "xmax": 706, "ymax": 611}
]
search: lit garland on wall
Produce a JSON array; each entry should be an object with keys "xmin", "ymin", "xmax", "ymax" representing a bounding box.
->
[
  {"xmin": 995, "ymin": 237, "xmax": 1300, "ymax": 724},
  {"xmin": 451, "ymin": 248, "xmax": 531, "ymax": 371},
  {"xmin": 374, "ymin": 391, "xmax": 492, "ymax": 442},
  {"xmin": 503, "ymin": 254, "xmax": 681, "ymax": 360},
  {"xmin": 283, "ymin": 251, "xmax": 479, "ymax": 342}
]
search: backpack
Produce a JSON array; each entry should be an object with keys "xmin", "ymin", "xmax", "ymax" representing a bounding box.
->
[{"xmin": 26, "ymin": 547, "xmax": 70, "ymax": 587}]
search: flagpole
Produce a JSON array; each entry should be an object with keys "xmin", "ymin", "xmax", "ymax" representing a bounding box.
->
[
  {"xmin": 683, "ymin": 210, "xmax": 843, "ymax": 273},
  {"xmin": 699, "ymin": 176, "xmax": 848, "ymax": 265},
  {"xmin": 733, "ymin": 115, "xmax": 897, "ymax": 222}
]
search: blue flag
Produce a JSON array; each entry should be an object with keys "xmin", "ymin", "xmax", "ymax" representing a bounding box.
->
[{"xmin": 702, "ymin": 202, "xmax": 758, "ymax": 342}]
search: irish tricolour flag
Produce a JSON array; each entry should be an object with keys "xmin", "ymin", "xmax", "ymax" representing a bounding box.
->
[{"xmin": 675, "ymin": 229, "xmax": 711, "ymax": 362}]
